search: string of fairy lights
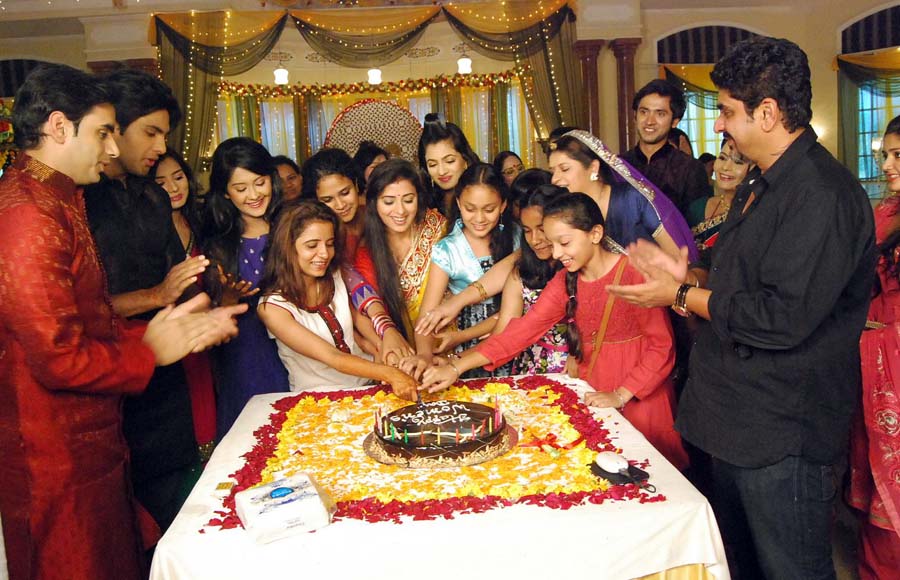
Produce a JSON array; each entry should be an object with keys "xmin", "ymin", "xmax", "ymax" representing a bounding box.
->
[
  {"xmin": 218, "ymin": 69, "xmax": 525, "ymax": 99},
  {"xmin": 154, "ymin": 3, "xmax": 570, "ymax": 151}
]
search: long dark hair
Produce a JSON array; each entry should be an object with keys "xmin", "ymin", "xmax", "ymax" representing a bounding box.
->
[
  {"xmin": 201, "ymin": 137, "xmax": 282, "ymax": 303},
  {"xmin": 364, "ymin": 159, "xmax": 429, "ymax": 339},
  {"xmin": 542, "ymin": 193, "xmax": 605, "ymax": 362},
  {"xmin": 449, "ymin": 162, "xmax": 515, "ymax": 266},
  {"xmin": 150, "ymin": 147, "xmax": 202, "ymax": 234},
  {"xmin": 418, "ymin": 113, "xmax": 479, "ymax": 209},
  {"xmin": 517, "ymin": 184, "xmax": 566, "ymax": 290},
  {"xmin": 260, "ymin": 200, "xmax": 342, "ymax": 309}
]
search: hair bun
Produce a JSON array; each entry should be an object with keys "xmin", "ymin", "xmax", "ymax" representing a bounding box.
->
[{"xmin": 424, "ymin": 112, "xmax": 443, "ymax": 126}]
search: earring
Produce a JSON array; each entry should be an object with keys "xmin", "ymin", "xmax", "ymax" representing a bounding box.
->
[{"xmin": 589, "ymin": 172, "xmax": 599, "ymax": 182}]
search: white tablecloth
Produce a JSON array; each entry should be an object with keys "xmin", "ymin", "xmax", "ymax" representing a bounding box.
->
[{"xmin": 150, "ymin": 375, "xmax": 729, "ymax": 580}]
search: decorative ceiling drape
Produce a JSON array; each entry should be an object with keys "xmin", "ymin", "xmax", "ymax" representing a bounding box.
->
[
  {"xmin": 289, "ymin": 6, "xmax": 440, "ymax": 68},
  {"xmin": 149, "ymin": 2, "xmax": 582, "ymax": 166},
  {"xmin": 152, "ymin": 12, "xmax": 287, "ymax": 169},
  {"xmin": 442, "ymin": 1, "xmax": 583, "ymax": 137},
  {"xmin": 661, "ymin": 64, "xmax": 717, "ymax": 110},
  {"xmin": 835, "ymin": 51, "xmax": 900, "ymax": 173}
]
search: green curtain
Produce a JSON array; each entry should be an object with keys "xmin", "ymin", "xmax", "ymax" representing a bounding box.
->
[
  {"xmin": 155, "ymin": 14, "xmax": 287, "ymax": 170},
  {"xmin": 836, "ymin": 57, "xmax": 900, "ymax": 171},
  {"xmin": 491, "ymin": 82, "xmax": 511, "ymax": 155},
  {"xmin": 443, "ymin": 5, "xmax": 583, "ymax": 138}
]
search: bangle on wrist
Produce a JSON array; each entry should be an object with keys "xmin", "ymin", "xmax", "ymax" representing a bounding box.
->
[
  {"xmin": 448, "ymin": 361, "xmax": 461, "ymax": 378},
  {"xmin": 613, "ymin": 390, "xmax": 626, "ymax": 409},
  {"xmin": 470, "ymin": 280, "xmax": 488, "ymax": 303}
]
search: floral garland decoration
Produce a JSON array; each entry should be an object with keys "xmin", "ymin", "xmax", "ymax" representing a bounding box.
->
[
  {"xmin": 206, "ymin": 376, "xmax": 665, "ymax": 531},
  {"xmin": 218, "ymin": 68, "xmax": 525, "ymax": 99},
  {"xmin": 0, "ymin": 98, "xmax": 16, "ymax": 172}
]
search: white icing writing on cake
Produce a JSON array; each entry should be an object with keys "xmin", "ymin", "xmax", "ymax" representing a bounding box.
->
[{"xmin": 389, "ymin": 401, "xmax": 476, "ymax": 427}]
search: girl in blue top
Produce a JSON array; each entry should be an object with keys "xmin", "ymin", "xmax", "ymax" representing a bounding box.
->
[{"xmin": 406, "ymin": 163, "xmax": 518, "ymax": 379}]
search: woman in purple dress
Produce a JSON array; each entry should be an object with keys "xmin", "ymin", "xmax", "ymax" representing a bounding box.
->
[{"xmin": 200, "ymin": 137, "xmax": 290, "ymax": 439}]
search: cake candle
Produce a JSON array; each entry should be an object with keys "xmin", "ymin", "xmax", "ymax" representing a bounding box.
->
[
  {"xmin": 404, "ymin": 429, "xmax": 408, "ymax": 444},
  {"xmin": 436, "ymin": 425, "xmax": 441, "ymax": 444},
  {"xmin": 471, "ymin": 424, "xmax": 476, "ymax": 440},
  {"xmin": 455, "ymin": 427, "xmax": 459, "ymax": 444},
  {"xmin": 488, "ymin": 416, "xmax": 493, "ymax": 432},
  {"xmin": 420, "ymin": 430, "xmax": 424, "ymax": 445}
]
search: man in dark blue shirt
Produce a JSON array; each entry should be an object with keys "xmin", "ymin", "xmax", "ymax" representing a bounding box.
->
[{"xmin": 609, "ymin": 37, "xmax": 876, "ymax": 579}]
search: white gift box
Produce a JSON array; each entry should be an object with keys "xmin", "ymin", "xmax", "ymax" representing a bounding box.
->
[{"xmin": 235, "ymin": 473, "xmax": 335, "ymax": 544}]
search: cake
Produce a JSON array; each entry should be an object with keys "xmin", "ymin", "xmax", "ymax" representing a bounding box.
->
[{"xmin": 366, "ymin": 399, "xmax": 513, "ymax": 467}]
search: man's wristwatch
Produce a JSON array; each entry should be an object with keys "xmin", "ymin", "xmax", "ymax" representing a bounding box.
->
[{"xmin": 672, "ymin": 283, "xmax": 693, "ymax": 316}]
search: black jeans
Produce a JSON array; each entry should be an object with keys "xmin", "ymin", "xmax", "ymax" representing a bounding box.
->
[{"xmin": 710, "ymin": 455, "xmax": 837, "ymax": 580}]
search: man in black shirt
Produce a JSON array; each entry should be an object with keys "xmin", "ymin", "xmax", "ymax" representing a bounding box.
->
[
  {"xmin": 620, "ymin": 79, "xmax": 711, "ymax": 216},
  {"xmin": 84, "ymin": 68, "xmax": 208, "ymax": 537},
  {"xmin": 609, "ymin": 38, "xmax": 876, "ymax": 579}
]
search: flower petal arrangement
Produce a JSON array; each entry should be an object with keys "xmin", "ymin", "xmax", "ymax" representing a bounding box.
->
[{"xmin": 207, "ymin": 376, "xmax": 665, "ymax": 530}]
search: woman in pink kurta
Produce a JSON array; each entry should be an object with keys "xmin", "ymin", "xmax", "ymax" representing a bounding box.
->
[{"xmin": 420, "ymin": 193, "xmax": 688, "ymax": 470}]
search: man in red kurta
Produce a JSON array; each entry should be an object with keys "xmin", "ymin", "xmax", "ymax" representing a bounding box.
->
[{"xmin": 0, "ymin": 65, "xmax": 241, "ymax": 580}]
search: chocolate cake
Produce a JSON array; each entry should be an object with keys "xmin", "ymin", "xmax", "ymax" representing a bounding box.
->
[{"xmin": 366, "ymin": 400, "xmax": 513, "ymax": 467}]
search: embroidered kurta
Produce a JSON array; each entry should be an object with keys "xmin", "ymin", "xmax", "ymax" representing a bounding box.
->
[
  {"xmin": 850, "ymin": 195, "xmax": 900, "ymax": 543},
  {"xmin": 0, "ymin": 155, "xmax": 156, "ymax": 580},
  {"xmin": 477, "ymin": 259, "xmax": 688, "ymax": 469}
]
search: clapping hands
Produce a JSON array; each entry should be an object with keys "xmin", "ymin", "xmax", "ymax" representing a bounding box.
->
[{"xmin": 217, "ymin": 264, "xmax": 260, "ymax": 307}]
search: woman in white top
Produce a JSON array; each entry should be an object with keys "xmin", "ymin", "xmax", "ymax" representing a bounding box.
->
[{"xmin": 258, "ymin": 200, "xmax": 417, "ymax": 398}]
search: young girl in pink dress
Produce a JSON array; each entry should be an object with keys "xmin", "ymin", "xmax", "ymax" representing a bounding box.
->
[{"xmin": 421, "ymin": 193, "xmax": 689, "ymax": 469}]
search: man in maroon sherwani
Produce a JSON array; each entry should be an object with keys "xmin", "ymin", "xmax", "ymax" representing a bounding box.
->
[{"xmin": 0, "ymin": 65, "xmax": 243, "ymax": 580}]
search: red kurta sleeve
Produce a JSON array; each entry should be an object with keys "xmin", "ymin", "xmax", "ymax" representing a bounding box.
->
[
  {"xmin": 619, "ymin": 301, "xmax": 675, "ymax": 400},
  {"xmin": 477, "ymin": 270, "xmax": 567, "ymax": 369},
  {"xmin": 353, "ymin": 245, "xmax": 380, "ymax": 293},
  {"xmin": 0, "ymin": 201, "xmax": 155, "ymax": 394}
]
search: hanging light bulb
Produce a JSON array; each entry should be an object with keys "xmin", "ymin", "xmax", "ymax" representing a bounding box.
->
[
  {"xmin": 273, "ymin": 65, "xmax": 289, "ymax": 85},
  {"xmin": 275, "ymin": 66, "xmax": 288, "ymax": 85},
  {"xmin": 457, "ymin": 52, "xmax": 473, "ymax": 75},
  {"xmin": 367, "ymin": 68, "xmax": 382, "ymax": 85}
]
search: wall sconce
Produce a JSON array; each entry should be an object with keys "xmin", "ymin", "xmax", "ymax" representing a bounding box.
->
[
  {"xmin": 367, "ymin": 68, "xmax": 382, "ymax": 85},
  {"xmin": 273, "ymin": 65, "xmax": 289, "ymax": 85},
  {"xmin": 457, "ymin": 52, "xmax": 472, "ymax": 75}
]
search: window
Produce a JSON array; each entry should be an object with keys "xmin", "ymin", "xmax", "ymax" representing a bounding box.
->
[
  {"xmin": 677, "ymin": 99, "xmax": 719, "ymax": 157},
  {"xmin": 857, "ymin": 83, "xmax": 900, "ymax": 183}
]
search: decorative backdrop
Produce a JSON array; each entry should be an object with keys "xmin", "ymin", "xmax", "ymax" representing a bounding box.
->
[{"xmin": 150, "ymin": 2, "xmax": 583, "ymax": 170}]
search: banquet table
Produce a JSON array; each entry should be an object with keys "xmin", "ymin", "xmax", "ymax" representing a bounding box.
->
[{"xmin": 150, "ymin": 374, "xmax": 729, "ymax": 580}]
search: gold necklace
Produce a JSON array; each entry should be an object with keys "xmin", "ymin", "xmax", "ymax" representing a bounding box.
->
[{"xmin": 712, "ymin": 191, "xmax": 732, "ymax": 217}]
